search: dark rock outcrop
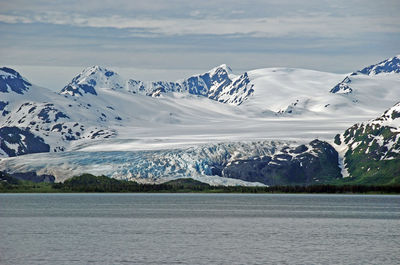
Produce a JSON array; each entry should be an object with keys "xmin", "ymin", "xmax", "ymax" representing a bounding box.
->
[
  {"xmin": 0, "ymin": 126, "xmax": 50, "ymax": 157},
  {"xmin": 222, "ymin": 140, "xmax": 341, "ymax": 185}
]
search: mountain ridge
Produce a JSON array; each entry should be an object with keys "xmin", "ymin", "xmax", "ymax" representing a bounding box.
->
[
  {"xmin": 61, "ymin": 63, "xmax": 255, "ymax": 106},
  {"xmin": 331, "ymin": 55, "xmax": 400, "ymax": 94}
]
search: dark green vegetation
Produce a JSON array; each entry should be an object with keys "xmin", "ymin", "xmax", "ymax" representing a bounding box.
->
[
  {"xmin": 1, "ymin": 172, "xmax": 399, "ymax": 194},
  {"xmin": 0, "ymin": 171, "xmax": 57, "ymax": 193},
  {"xmin": 338, "ymin": 121, "xmax": 400, "ymax": 185}
]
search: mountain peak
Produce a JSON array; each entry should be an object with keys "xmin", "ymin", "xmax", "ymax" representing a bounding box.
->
[
  {"xmin": 0, "ymin": 67, "xmax": 31, "ymax": 94},
  {"xmin": 330, "ymin": 54, "xmax": 400, "ymax": 94},
  {"xmin": 208, "ymin": 64, "xmax": 233, "ymax": 76},
  {"xmin": 84, "ymin": 65, "xmax": 107, "ymax": 72},
  {"xmin": 79, "ymin": 65, "xmax": 118, "ymax": 79},
  {"xmin": 218, "ymin": 64, "xmax": 233, "ymax": 72},
  {"xmin": 358, "ymin": 55, "xmax": 400, "ymax": 75},
  {"xmin": 1, "ymin": 67, "xmax": 23, "ymax": 78},
  {"xmin": 60, "ymin": 66, "xmax": 124, "ymax": 96}
]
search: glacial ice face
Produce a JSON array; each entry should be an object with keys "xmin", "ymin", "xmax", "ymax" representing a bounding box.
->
[{"xmin": 0, "ymin": 141, "xmax": 291, "ymax": 186}]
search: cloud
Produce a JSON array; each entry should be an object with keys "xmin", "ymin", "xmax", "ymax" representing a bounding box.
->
[
  {"xmin": 0, "ymin": 14, "xmax": 33, "ymax": 24},
  {"xmin": 1, "ymin": 0, "xmax": 399, "ymax": 81},
  {"xmin": 0, "ymin": 12, "xmax": 399, "ymax": 38}
]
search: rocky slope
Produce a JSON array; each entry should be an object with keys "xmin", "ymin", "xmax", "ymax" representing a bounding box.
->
[
  {"xmin": 333, "ymin": 102, "xmax": 400, "ymax": 184},
  {"xmin": 222, "ymin": 140, "xmax": 341, "ymax": 185}
]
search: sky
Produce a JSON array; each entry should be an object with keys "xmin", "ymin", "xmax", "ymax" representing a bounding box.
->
[{"xmin": 0, "ymin": 0, "xmax": 399, "ymax": 90}]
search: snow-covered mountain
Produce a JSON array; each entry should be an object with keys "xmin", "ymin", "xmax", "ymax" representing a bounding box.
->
[
  {"xmin": 61, "ymin": 59, "xmax": 400, "ymax": 117},
  {"xmin": 1, "ymin": 55, "xmax": 400, "ymax": 185},
  {"xmin": 0, "ymin": 67, "xmax": 121, "ymax": 156},
  {"xmin": 1, "ymin": 65, "xmax": 264, "ymax": 158},
  {"xmin": 1, "ymin": 56, "xmax": 400, "ymax": 159},
  {"xmin": 0, "ymin": 67, "xmax": 32, "ymax": 94},
  {"xmin": 358, "ymin": 55, "xmax": 400, "ymax": 75},
  {"xmin": 60, "ymin": 66, "xmax": 125, "ymax": 96},
  {"xmin": 331, "ymin": 55, "xmax": 400, "ymax": 94},
  {"xmin": 61, "ymin": 64, "xmax": 346, "ymax": 114},
  {"xmin": 61, "ymin": 64, "xmax": 254, "ymax": 105}
]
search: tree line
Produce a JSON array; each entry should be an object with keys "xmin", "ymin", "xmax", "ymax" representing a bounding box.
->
[{"xmin": 1, "ymin": 172, "xmax": 400, "ymax": 193}]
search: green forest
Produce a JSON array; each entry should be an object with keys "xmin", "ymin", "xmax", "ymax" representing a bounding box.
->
[{"xmin": 1, "ymin": 172, "xmax": 399, "ymax": 194}]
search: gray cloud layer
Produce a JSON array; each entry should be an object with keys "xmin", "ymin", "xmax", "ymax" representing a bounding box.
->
[{"xmin": 0, "ymin": 0, "xmax": 399, "ymax": 87}]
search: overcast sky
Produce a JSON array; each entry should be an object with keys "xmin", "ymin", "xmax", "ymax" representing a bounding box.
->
[{"xmin": 0, "ymin": 0, "xmax": 399, "ymax": 89}]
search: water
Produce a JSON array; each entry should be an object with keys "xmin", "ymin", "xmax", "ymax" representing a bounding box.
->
[{"xmin": 0, "ymin": 194, "xmax": 399, "ymax": 265}]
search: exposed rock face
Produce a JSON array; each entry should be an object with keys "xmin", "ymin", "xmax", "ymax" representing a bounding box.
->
[
  {"xmin": 9, "ymin": 171, "xmax": 55, "ymax": 183},
  {"xmin": 0, "ymin": 126, "xmax": 50, "ymax": 157},
  {"xmin": 0, "ymin": 67, "xmax": 31, "ymax": 94},
  {"xmin": 222, "ymin": 140, "xmax": 341, "ymax": 185}
]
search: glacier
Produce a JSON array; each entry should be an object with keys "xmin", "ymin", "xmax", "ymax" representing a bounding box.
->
[{"xmin": 0, "ymin": 141, "xmax": 293, "ymax": 186}]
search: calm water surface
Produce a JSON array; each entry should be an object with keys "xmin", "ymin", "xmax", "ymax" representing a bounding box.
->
[{"xmin": 0, "ymin": 193, "xmax": 399, "ymax": 264}]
